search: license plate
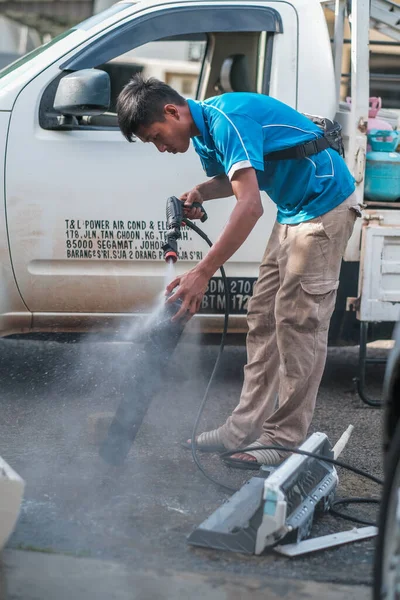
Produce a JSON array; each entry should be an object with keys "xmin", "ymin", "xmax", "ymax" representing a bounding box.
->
[{"xmin": 199, "ymin": 277, "xmax": 257, "ymax": 315}]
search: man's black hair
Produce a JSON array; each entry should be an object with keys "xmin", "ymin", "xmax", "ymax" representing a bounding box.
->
[{"xmin": 117, "ymin": 74, "xmax": 186, "ymax": 142}]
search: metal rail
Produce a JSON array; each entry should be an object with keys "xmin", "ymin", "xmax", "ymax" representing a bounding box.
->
[{"xmin": 354, "ymin": 322, "xmax": 385, "ymax": 408}]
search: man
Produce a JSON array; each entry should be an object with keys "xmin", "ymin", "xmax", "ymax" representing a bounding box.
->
[{"xmin": 117, "ymin": 75, "xmax": 360, "ymax": 469}]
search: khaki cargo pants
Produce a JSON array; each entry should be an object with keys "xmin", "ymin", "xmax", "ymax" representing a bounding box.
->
[{"xmin": 220, "ymin": 193, "xmax": 361, "ymax": 450}]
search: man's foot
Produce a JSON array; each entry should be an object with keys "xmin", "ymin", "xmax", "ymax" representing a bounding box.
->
[
  {"xmin": 222, "ymin": 441, "xmax": 285, "ymax": 470},
  {"xmin": 228, "ymin": 452, "xmax": 258, "ymax": 463},
  {"xmin": 181, "ymin": 428, "xmax": 226, "ymax": 453}
]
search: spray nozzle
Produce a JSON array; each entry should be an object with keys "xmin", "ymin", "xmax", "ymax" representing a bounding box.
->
[
  {"xmin": 162, "ymin": 196, "xmax": 182, "ymax": 263},
  {"xmin": 161, "ymin": 196, "xmax": 208, "ymax": 262},
  {"xmin": 163, "ymin": 245, "xmax": 178, "ymax": 264}
]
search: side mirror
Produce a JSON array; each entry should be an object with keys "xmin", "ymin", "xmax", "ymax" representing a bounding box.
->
[{"xmin": 54, "ymin": 69, "xmax": 110, "ymax": 117}]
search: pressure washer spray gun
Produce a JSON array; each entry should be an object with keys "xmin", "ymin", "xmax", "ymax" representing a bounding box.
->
[{"xmin": 162, "ymin": 196, "xmax": 207, "ymax": 263}]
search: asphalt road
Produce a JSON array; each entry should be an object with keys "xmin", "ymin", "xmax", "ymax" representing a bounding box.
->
[{"xmin": 0, "ymin": 330, "xmax": 387, "ymax": 594}]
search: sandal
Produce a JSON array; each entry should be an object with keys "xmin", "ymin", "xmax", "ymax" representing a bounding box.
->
[
  {"xmin": 222, "ymin": 442, "xmax": 285, "ymax": 470},
  {"xmin": 181, "ymin": 428, "xmax": 226, "ymax": 453}
]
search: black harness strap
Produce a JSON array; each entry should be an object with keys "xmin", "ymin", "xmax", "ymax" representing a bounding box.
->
[{"xmin": 264, "ymin": 136, "xmax": 330, "ymax": 161}]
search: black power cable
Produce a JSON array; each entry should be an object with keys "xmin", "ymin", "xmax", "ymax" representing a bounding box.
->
[
  {"xmin": 182, "ymin": 217, "xmax": 382, "ymax": 521},
  {"xmin": 330, "ymin": 498, "xmax": 380, "ymax": 526}
]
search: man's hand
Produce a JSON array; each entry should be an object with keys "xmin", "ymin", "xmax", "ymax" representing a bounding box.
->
[
  {"xmin": 165, "ymin": 265, "xmax": 211, "ymax": 322},
  {"xmin": 180, "ymin": 175, "xmax": 233, "ymax": 219},
  {"xmin": 180, "ymin": 188, "xmax": 204, "ymax": 220}
]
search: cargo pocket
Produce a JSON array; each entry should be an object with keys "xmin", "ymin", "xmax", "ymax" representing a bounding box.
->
[{"xmin": 296, "ymin": 279, "xmax": 339, "ymax": 331}]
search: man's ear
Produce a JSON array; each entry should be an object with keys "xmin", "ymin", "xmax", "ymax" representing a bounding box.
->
[{"xmin": 164, "ymin": 104, "xmax": 180, "ymax": 120}]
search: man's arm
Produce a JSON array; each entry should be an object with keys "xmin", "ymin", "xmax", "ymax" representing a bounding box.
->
[
  {"xmin": 194, "ymin": 174, "xmax": 233, "ymax": 201},
  {"xmin": 199, "ymin": 168, "xmax": 263, "ymax": 275},
  {"xmin": 167, "ymin": 168, "xmax": 263, "ymax": 320}
]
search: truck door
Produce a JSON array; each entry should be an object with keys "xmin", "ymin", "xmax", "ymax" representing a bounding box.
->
[{"xmin": 5, "ymin": 2, "xmax": 297, "ymax": 321}]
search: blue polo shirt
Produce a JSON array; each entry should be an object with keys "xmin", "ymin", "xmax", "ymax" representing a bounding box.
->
[{"xmin": 187, "ymin": 94, "xmax": 355, "ymax": 224}]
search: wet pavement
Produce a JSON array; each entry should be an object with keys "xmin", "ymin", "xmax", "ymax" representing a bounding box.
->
[
  {"xmin": 0, "ymin": 332, "xmax": 386, "ymax": 597},
  {"xmin": 0, "ymin": 550, "xmax": 370, "ymax": 599}
]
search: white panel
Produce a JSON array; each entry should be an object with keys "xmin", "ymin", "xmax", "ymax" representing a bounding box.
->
[
  {"xmin": 345, "ymin": 209, "xmax": 400, "ymax": 263},
  {"xmin": 0, "ymin": 455, "xmax": 25, "ymax": 550},
  {"xmin": 359, "ymin": 225, "xmax": 400, "ymax": 321}
]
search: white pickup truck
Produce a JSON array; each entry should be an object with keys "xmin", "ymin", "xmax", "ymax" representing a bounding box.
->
[{"xmin": 0, "ymin": 0, "xmax": 399, "ymax": 343}]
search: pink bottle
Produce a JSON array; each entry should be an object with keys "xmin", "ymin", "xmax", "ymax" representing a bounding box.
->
[
  {"xmin": 346, "ymin": 96, "xmax": 393, "ymax": 150},
  {"xmin": 367, "ymin": 97, "xmax": 393, "ymax": 132}
]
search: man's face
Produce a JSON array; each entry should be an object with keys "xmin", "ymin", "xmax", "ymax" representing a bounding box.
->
[{"xmin": 137, "ymin": 105, "xmax": 191, "ymax": 154}]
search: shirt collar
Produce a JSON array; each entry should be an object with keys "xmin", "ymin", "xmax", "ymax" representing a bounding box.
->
[{"xmin": 187, "ymin": 98, "xmax": 208, "ymax": 139}]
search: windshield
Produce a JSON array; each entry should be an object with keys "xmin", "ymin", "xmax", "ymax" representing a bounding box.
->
[
  {"xmin": 0, "ymin": 29, "xmax": 75, "ymax": 81},
  {"xmin": 0, "ymin": 3, "xmax": 135, "ymax": 82},
  {"xmin": 75, "ymin": 2, "xmax": 135, "ymax": 31}
]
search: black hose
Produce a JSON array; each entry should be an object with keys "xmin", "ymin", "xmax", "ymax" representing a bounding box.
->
[
  {"xmin": 221, "ymin": 445, "xmax": 383, "ymax": 486},
  {"xmin": 182, "ymin": 218, "xmax": 235, "ymax": 493}
]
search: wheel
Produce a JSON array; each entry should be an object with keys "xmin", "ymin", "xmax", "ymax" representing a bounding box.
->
[{"xmin": 374, "ymin": 420, "xmax": 400, "ymax": 599}]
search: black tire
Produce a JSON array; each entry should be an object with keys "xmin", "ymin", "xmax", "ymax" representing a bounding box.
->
[{"xmin": 374, "ymin": 419, "xmax": 400, "ymax": 599}]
